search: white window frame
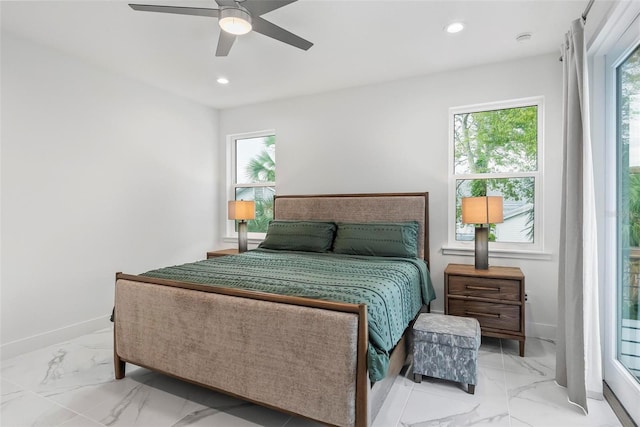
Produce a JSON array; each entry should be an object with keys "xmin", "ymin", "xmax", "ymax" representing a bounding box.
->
[
  {"xmin": 225, "ymin": 129, "xmax": 276, "ymax": 241},
  {"xmin": 444, "ymin": 97, "xmax": 546, "ymax": 259}
]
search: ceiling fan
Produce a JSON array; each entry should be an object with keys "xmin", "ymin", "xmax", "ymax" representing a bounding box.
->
[{"xmin": 129, "ymin": 0, "xmax": 313, "ymax": 57}]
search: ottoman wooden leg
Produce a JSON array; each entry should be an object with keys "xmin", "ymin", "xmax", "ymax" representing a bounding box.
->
[
  {"xmin": 467, "ymin": 384, "xmax": 475, "ymax": 394},
  {"xmin": 413, "ymin": 373, "xmax": 422, "ymax": 383}
]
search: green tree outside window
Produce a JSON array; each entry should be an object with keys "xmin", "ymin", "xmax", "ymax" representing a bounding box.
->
[{"xmin": 234, "ymin": 135, "xmax": 275, "ymax": 233}]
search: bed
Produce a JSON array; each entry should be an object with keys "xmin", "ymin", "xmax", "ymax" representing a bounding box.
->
[{"xmin": 113, "ymin": 192, "xmax": 433, "ymax": 427}]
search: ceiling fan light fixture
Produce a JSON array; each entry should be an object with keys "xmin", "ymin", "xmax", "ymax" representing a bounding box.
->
[{"xmin": 219, "ymin": 7, "xmax": 252, "ymax": 35}]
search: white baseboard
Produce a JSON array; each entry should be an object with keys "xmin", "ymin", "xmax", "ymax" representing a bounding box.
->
[
  {"xmin": 1, "ymin": 316, "xmax": 111, "ymax": 360},
  {"xmin": 0, "ymin": 316, "xmax": 557, "ymax": 360},
  {"xmin": 525, "ymin": 321, "xmax": 556, "ymax": 341}
]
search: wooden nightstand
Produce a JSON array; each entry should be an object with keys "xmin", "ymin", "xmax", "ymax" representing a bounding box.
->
[
  {"xmin": 445, "ymin": 263, "xmax": 525, "ymax": 357},
  {"xmin": 206, "ymin": 248, "xmax": 240, "ymax": 259}
]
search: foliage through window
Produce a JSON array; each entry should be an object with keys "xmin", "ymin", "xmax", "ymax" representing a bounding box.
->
[
  {"xmin": 451, "ymin": 99, "xmax": 541, "ymax": 245},
  {"xmin": 231, "ymin": 132, "xmax": 275, "ymax": 234},
  {"xmin": 618, "ymin": 45, "xmax": 640, "ymax": 322}
]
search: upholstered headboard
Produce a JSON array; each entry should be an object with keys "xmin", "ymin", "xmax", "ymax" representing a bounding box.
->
[{"xmin": 273, "ymin": 192, "xmax": 430, "ymax": 266}]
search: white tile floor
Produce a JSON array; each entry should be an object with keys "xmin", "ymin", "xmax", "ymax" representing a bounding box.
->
[{"xmin": 0, "ymin": 328, "xmax": 622, "ymax": 427}]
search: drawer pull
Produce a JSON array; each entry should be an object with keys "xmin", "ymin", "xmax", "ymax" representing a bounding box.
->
[
  {"xmin": 465, "ymin": 311, "xmax": 500, "ymax": 319},
  {"xmin": 466, "ymin": 285, "xmax": 499, "ymax": 292}
]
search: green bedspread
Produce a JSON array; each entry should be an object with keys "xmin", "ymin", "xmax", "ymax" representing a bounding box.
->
[{"xmin": 141, "ymin": 249, "xmax": 435, "ymax": 381}]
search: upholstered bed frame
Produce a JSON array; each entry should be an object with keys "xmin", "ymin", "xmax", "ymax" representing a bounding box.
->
[{"xmin": 113, "ymin": 192, "xmax": 430, "ymax": 427}]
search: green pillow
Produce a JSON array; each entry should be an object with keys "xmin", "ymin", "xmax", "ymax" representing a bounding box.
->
[
  {"xmin": 332, "ymin": 222, "xmax": 419, "ymax": 258},
  {"xmin": 258, "ymin": 221, "xmax": 336, "ymax": 253}
]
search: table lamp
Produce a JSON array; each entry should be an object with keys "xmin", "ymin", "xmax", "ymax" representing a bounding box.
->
[
  {"xmin": 228, "ymin": 200, "xmax": 255, "ymax": 253},
  {"xmin": 461, "ymin": 196, "xmax": 504, "ymax": 270}
]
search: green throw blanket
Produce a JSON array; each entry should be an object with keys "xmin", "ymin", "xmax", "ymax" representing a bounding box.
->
[{"xmin": 142, "ymin": 249, "xmax": 435, "ymax": 381}]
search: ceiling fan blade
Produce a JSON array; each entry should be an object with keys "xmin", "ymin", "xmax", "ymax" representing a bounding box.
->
[
  {"xmin": 242, "ymin": 1, "xmax": 297, "ymax": 17},
  {"xmin": 216, "ymin": 31, "xmax": 237, "ymax": 56},
  {"xmin": 252, "ymin": 16, "xmax": 313, "ymax": 51},
  {"xmin": 129, "ymin": 4, "xmax": 219, "ymax": 18}
]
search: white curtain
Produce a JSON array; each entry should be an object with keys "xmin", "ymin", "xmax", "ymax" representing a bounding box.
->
[{"xmin": 556, "ymin": 17, "xmax": 603, "ymax": 413}]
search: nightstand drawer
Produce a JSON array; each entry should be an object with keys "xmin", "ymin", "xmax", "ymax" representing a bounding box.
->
[
  {"xmin": 448, "ymin": 299, "xmax": 521, "ymax": 332},
  {"xmin": 448, "ymin": 276, "xmax": 521, "ymax": 301}
]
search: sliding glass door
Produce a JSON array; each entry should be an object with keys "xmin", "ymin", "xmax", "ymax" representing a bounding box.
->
[
  {"xmin": 601, "ymin": 4, "xmax": 640, "ymax": 424},
  {"xmin": 617, "ymin": 41, "xmax": 640, "ymax": 388}
]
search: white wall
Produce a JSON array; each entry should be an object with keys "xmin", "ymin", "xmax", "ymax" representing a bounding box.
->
[
  {"xmin": 1, "ymin": 33, "xmax": 219, "ymax": 357},
  {"xmin": 219, "ymin": 53, "xmax": 563, "ymax": 340}
]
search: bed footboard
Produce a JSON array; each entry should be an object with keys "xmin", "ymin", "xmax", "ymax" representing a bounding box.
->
[{"xmin": 114, "ymin": 275, "xmax": 369, "ymax": 427}]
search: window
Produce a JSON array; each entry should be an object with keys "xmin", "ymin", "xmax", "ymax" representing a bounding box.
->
[
  {"xmin": 228, "ymin": 130, "xmax": 275, "ymax": 236},
  {"xmin": 449, "ymin": 98, "xmax": 542, "ymax": 251}
]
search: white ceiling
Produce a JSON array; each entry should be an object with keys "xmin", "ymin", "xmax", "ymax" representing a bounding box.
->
[{"xmin": 1, "ymin": 0, "xmax": 589, "ymax": 109}]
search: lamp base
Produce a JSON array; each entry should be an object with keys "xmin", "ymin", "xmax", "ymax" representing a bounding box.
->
[
  {"xmin": 238, "ymin": 220, "xmax": 248, "ymax": 253},
  {"xmin": 474, "ymin": 226, "xmax": 489, "ymax": 270}
]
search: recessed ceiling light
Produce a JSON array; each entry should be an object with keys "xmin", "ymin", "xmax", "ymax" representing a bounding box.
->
[
  {"xmin": 217, "ymin": 77, "xmax": 229, "ymax": 85},
  {"xmin": 445, "ymin": 22, "xmax": 465, "ymax": 34}
]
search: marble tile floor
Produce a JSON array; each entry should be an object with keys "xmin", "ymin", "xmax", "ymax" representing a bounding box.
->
[{"xmin": 0, "ymin": 328, "xmax": 622, "ymax": 427}]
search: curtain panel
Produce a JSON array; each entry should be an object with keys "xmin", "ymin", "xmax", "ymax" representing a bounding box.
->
[{"xmin": 557, "ymin": 17, "xmax": 603, "ymax": 413}]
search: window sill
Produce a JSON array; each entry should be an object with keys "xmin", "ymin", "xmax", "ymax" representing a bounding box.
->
[{"xmin": 441, "ymin": 246, "xmax": 553, "ymax": 261}]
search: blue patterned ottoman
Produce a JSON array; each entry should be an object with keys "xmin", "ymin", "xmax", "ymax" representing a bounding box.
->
[{"xmin": 412, "ymin": 313, "xmax": 481, "ymax": 394}]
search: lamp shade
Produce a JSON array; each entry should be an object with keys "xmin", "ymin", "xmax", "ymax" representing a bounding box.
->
[
  {"xmin": 461, "ymin": 196, "xmax": 504, "ymax": 224},
  {"xmin": 228, "ymin": 200, "xmax": 255, "ymax": 221}
]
